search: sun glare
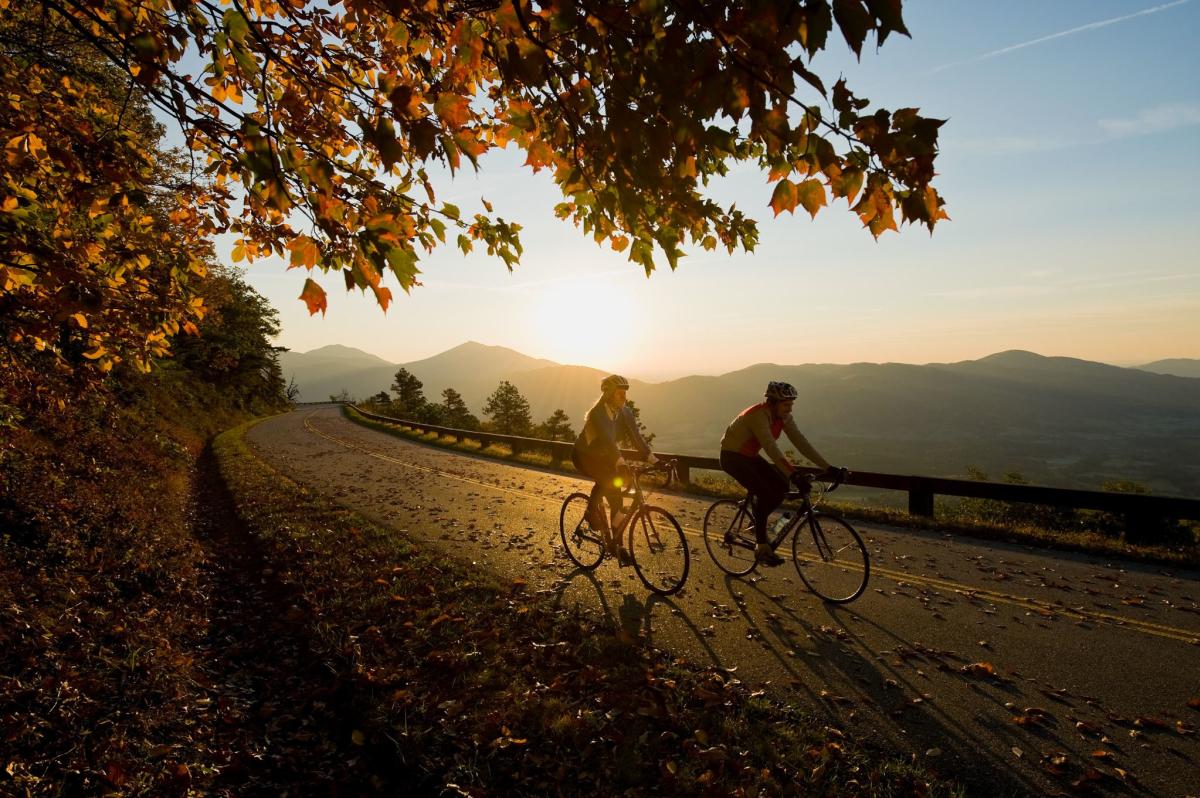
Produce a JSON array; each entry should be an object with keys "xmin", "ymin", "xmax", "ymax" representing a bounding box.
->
[{"xmin": 531, "ymin": 281, "xmax": 638, "ymax": 369}]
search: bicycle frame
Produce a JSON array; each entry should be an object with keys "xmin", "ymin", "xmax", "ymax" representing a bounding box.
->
[
  {"xmin": 593, "ymin": 460, "xmax": 675, "ymax": 531},
  {"xmin": 730, "ymin": 484, "xmax": 820, "ymax": 551},
  {"xmin": 561, "ymin": 458, "xmax": 689, "ymax": 595}
]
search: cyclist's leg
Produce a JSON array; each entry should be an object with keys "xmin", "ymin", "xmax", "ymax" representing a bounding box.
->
[
  {"xmin": 748, "ymin": 458, "xmax": 788, "ymax": 540},
  {"xmin": 572, "ymin": 449, "xmax": 610, "ymax": 533},
  {"xmin": 575, "ymin": 449, "xmax": 626, "ymax": 554},
  {"xmin": 720, "ymin": 451, "xmax": 775, "ymax": 545},
  {"xmin": 599, "ymin": 470, "xmax": 631, "ymax": 557}
]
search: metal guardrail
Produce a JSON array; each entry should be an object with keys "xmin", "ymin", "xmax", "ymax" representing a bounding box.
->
[{"xmin": 348, "ymin": 405, "xmax": 1200, "ymax": 525}]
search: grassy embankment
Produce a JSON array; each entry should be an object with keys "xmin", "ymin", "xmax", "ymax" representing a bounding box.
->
[
  {"xmin": 344, "ymin": 405, "xmax": 1200, "ymax": 568},
  {"xmin": 0, "ymin": 366, "xmax": 272, "ymax": 795}
]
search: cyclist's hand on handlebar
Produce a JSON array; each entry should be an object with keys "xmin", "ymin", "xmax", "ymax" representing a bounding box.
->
[{"xmin": 823, "ymin": 466, "xmax": 849, "ymax": 484}]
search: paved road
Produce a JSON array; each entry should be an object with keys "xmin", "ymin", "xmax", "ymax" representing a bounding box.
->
[{"xmin": 248, "ymin": 406, "xmax": 1200, "ymax": 797}]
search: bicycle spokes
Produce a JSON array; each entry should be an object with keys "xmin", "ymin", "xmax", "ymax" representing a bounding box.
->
[
  {"xmin": 559, "ymin": 492, "xmax": 605, "ymax": 570},
  {"xmin": 702, "ymin": 499, "xmax": 757, "ymax": 577},
  {"xmin": 628, "ymin": 507, "xmax": 689, "ymax": 596},
  {"xmin": 792, "ymin": 513, "xmax": 869, "ymax": 603}
]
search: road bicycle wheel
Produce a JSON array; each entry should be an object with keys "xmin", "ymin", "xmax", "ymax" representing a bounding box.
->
[
  {"xmin": 559, "ymin": 492, "xmax": 604, "ymax": 570},
  {"xmin": 702, "ymin": 499, "xmax": 757, "ymax": 577},
  {"xmin": 628, "ymin": 506, "xmax": 689, "ymax": 596},
  {"xmin": 791, "ymin": 511, "xmax": 869, "ymax": 603}
]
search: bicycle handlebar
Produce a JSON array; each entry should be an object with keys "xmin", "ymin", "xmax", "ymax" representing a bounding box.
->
[
  {"xmin": 628, "ymin": 457, "xmax": 678, "ymax": 482},
  {"xmin": 793, "ymin": 467, "xmax": 849, "ymax": 494}
]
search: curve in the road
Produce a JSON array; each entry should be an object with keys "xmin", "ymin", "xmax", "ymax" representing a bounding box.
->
[{"xmin": 304, "ymin": 412, "xmax": 1200, "ymax": 646}]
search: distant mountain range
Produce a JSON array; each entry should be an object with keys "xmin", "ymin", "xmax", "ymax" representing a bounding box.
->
[
  {"xmin": 280, "ymin": 344, "xmax": 1200, "ymax": 496},
  {"xmin": 1136, "ymin": 358, "xmax": 1200, "ymax": 379}
]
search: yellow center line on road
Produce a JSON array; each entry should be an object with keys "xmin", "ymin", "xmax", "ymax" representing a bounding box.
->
[
  {"xmin": 302, "ymin": 412, "xmax": 1200, "ymax": 646},
  {"xmin": 866, "ymin": 563, "xmax": 1200, "ymax": 644}
]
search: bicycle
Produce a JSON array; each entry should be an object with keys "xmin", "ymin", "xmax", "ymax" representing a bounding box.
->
[
  {"xmin": 702, "ymin": 470, "xmax": 870, "ymax": 603},
  {"xmin": 559, "ymin": 458, "xmax": 690, "ymax": 596}
]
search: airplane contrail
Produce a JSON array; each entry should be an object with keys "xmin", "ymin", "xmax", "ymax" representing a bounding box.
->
[{"xmin": 930, "ymin": 0, "xmax": 1191, "ymax": 74}]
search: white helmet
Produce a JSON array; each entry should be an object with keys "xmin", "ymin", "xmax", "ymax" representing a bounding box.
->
[
  {"xmin": 601, "ymin": 374, "xmax": 630, "ymax": 393},
  {"xmin": 765, "ymin": 381, "xmax": 798, "ymax": 401}
]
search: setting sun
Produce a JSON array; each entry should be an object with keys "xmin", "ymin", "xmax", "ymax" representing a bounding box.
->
[{"xmin": 528, "ymin": 279, "xmax": 639, "ymax": 368}]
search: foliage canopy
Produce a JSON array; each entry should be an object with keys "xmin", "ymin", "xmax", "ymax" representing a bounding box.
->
[{"xmin": 6, "ymin": 0, "xmax": 947, "ymax": 329}]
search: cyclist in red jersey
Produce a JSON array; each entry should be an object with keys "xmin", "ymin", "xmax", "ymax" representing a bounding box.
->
[{"xmin": 719, "ymin": 381, "xmax": 845, "ymax": 565}]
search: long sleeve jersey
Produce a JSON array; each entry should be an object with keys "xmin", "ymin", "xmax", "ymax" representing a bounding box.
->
[
  {"xmin": 573, "ymin": 398, "xmax": 651, "ymax": 463},
  {"xmin": 719, "ymin": 402, "xmax": 830, "ymax": 472}
]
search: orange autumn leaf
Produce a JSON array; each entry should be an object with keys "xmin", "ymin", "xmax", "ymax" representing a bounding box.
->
[
  {"xmin": 796, "ymin": 179, "xmax": 827, "ymax": 219},
  {"xmin": 299, "ymin": 278, "xmax": 327, "ymax": 316},
  {"xmin": 959, "ymin": 662, "xmax": 996, "ymax": 678},
  {"xmin": 769, "ymin": 179, "xmax": 798, "ymax": 216}
]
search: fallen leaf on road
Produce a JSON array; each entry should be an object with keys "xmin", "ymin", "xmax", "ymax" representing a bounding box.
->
[{"xmin": 960, "ymin": 661, "xmax": 996, "ymax": 678}]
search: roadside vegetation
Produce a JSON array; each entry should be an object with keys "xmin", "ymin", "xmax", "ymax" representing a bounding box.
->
[{"xmin": 344, "ymin": 406, "xmax": 1200, "ymax": 569}]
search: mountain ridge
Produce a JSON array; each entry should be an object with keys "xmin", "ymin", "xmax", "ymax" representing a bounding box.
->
[{"xmin": 279, "ymin": 343, "xmax": 1200, "ymax": 496}]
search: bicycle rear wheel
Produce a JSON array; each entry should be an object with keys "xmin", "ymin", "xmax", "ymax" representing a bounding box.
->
[
  {"xmin": 628, "ymin": 506, "xmax": 689, "ymax": 596},
  {"xmin": 560, "ymin": 492, "xmax": 604, "ymax": 570},
  {"xmin": 702, "ymin": 499, "xmax": 757, "ymax": 576},
  {"xmin": 792, "ymin": 511, "xmax": 869, "ymax": 603}
]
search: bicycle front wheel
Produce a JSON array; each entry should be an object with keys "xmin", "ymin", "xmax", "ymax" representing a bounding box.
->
[
  {"xmin": 628, "ymin": 506, "xmax": 689, "ymax": 596},
  {"xmin": 792, "ymin": 511, "xmax": 869, "ymax": 603},
  {"xmin": 702, "ymin": 499, "xmax": 757, "ymax": 576},
  {"xmin": 560, "ymin": 492, "xmax": 604, "ymax": 570}
]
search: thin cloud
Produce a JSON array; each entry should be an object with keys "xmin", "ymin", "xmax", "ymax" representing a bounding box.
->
[
  {"xmin": 947, "ymin": 135, "xmax": 1071, "ymax": 155},
  {"xmin": 930, "ymin": 0, "xmax": 1191, "ymax": 74},
  {"xmin": 1099, "ymin": 102, "xmax": 1200, "ymax": 137}
]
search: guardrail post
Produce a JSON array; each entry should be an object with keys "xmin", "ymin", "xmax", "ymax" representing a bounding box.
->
[
  {"xmin": 511, "ymin": 440, "xmax": 523, "ymax": 456},
  {"xmin": 908, "ymin": 480, "xmax": 935, "ymax": 517},
  {"xmin": 675, "ymin": 462, "xmax": 690, "ymax": 486}
]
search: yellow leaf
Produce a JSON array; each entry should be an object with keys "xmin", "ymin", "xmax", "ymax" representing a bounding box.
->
[
  {"xmin": 83, "ymin": 345, "xmax": 106, "ymax": 360},
  {"xmin": 796, "ymin": 179, "xmax": 827, "ymax": 219},
  {"xmin": 1, "ymin": 196, "xmax": 17, "ymax": 211},
  {"xmin": 769, "ymin": 179, "xmax": 797, "ymax": 216},
  {"xmin": 71, "ymin": 313, "xmax": 88, "ymax": 329},
  {"xmin": 351, "ymin": 730, "xmax": 365, "ymax": 746}
]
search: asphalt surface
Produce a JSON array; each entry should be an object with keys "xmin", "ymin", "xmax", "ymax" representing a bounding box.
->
[{"xmin": 247, "ymin": 406, "xmax": 1200, "ymax": 797}]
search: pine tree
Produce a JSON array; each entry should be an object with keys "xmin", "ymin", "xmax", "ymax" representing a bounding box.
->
[
  {"xmin": 440, "ymin": 387, "xmax": 479, "ymax": 430},
  {"xmin": 537, "ymin": 409, "xmax": 575, "ymax": 441},
  {"xmin": 390, "ymin": 368, "xmax": 427, "ymax": 419},
  {"xmin": 483, "ymin": 381, "xmax": 533, "ymax": 436}
]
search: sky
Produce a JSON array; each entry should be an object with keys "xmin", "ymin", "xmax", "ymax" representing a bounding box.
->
[{"xmin": 235, "ymin": 0, "xmax": 1200, "ymax": 381}]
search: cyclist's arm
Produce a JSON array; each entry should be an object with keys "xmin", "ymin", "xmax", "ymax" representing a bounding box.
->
[
  {"xmin": 782, "ymin": 415, "xmax": 831, "ymax": 471},
  {"xmin": 619, "ymin": 407, "xmax": 652, "ymax": 461}
]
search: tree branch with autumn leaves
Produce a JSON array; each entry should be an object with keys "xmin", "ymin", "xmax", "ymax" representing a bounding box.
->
[{"xmin": 2, "ymin": 0, "xmax": 947, "ymax": 380}]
